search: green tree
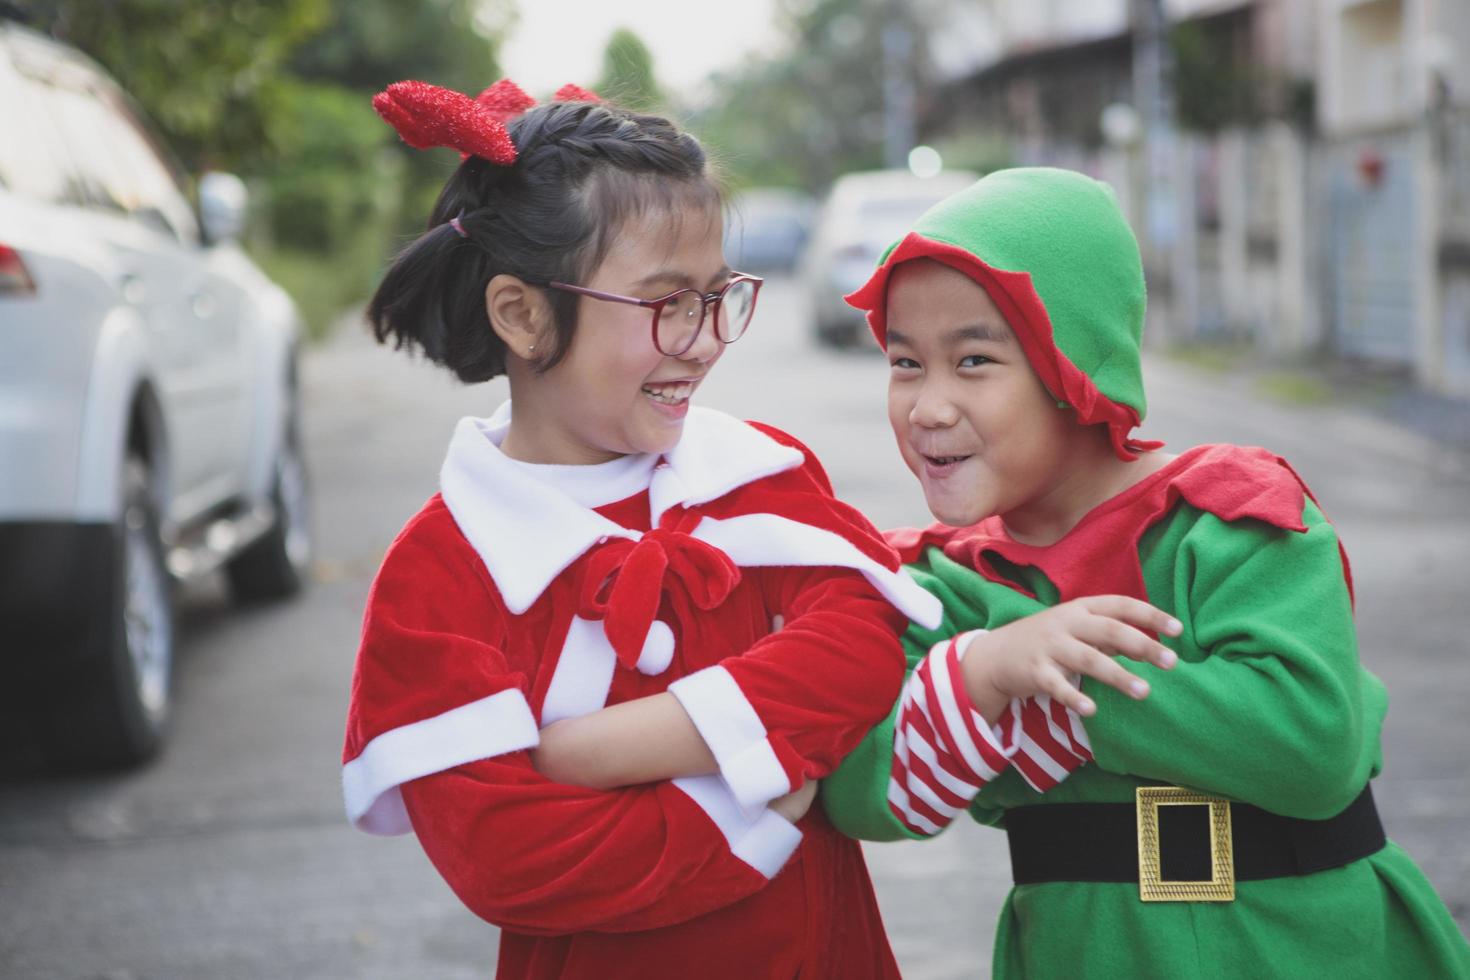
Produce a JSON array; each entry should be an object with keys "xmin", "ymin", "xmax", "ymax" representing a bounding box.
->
[
  {"xmin": 595, "ymin": 28, "xmax": 663, "ymax": 112},
  {"xmin": 18, "ymin": 0, "xmax": 330, "ymax": 172},
  {"xmin": 690, "ymin": 0, "xmax": 925, "ymax": 191},
  {"xmin": 290, "ymin": 0, "xmax": 510, "ymax": 99}
]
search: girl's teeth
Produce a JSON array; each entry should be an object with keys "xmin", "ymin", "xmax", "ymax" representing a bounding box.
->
[{"xmin": 643, "ymin": 383, "xmax": 692, "ymax": 404}]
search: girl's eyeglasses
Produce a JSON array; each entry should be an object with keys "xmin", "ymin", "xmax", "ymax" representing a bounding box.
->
[{"xmin": 542, "ymin": 274, "xmax": 763, "ymax": 357}]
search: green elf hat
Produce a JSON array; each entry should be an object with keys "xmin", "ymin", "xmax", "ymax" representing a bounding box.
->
[{"xmin": 846, "ymin": 166, "xmax": 1161, "ymax": 461}]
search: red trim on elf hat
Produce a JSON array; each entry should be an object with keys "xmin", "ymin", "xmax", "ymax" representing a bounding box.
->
[{"xmin": 846, "ymin": 233, "xmax": 1163, "ymax": 462}]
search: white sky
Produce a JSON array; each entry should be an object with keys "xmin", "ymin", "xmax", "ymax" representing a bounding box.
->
[{"xmin": 495, "ymin": 0, "xmax": 784, "ymax": 104}]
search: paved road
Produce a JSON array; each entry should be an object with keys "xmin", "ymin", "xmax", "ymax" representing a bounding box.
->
[{"xmin": 1, "ymin": 278, "xmax": 1466, "ymax": 979}]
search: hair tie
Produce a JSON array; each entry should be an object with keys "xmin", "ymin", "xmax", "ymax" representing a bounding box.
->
[{"xmin": 449, "ymin": 212, "xmax": 469, "ymax": 239}]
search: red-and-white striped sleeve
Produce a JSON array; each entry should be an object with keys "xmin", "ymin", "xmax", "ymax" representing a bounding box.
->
[
  {"xmin": 887, "ymin": 632, "xmax": 1019, "ymax": 836},
  {"xmin": 1011, "ymin": 690, "xmax": 1093, "ymax": 793},
  {"xmin": 886, "ymin": 636, "xmax": 1098, "ymax": 834}
]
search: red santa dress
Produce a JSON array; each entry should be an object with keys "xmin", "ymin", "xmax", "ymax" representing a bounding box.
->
[{"xmin": 341, "ymin": 402, "xmax": 945, "ymax": 978}]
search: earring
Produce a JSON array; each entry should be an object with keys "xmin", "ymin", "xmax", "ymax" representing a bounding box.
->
[{"xmin": 528, "ymin": 344, "xmax": 536, "ymax": 354}]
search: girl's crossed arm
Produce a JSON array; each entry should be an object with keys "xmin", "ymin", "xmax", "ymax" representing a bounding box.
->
[
  {"xmin": 530, "ymin": 576, "xmax": 1178, "ymax": 803},
  {"xmin": 346, "ymin": 523, "xmax": 804, "ymax": 936},
  {"xmin": 532, "ymin": 564, "xmax": 911, "ymax": 807}
]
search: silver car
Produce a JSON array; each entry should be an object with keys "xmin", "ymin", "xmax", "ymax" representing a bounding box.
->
[
  {"xmin": 803, "ymin": 168, "xmax": 979, "ymax": 348},
  {"xmin": 0, "ymin": 21, "xmax": 310, "ymax": 768}
]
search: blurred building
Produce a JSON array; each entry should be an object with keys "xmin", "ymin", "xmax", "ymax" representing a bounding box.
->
[{"xmin": 919, "ymin": 0, "xmax": 1470, "ymax": 397}]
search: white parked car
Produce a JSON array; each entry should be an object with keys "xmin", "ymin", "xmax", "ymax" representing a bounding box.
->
[
  {"xmin": 802, "ymin": 167, "xmax": 979, "ymax": 347},
  {"xmin": 0, "ymin": 21, "xmax": 310, "ymax": 768}
]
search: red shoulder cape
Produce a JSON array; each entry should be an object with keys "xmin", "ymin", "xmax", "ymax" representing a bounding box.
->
[{"xmin": 886, "ymin": 444, "xmax": 1352, "ymax": 606}]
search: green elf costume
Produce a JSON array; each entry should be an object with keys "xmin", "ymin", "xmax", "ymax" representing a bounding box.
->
[{"xmin": 822, "ymin": 168, "xmax": 1470, "ymax": 979}]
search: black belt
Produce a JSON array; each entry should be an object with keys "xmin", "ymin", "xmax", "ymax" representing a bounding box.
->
[{"xmin": 1005, "ymin": 784, "xmax": 1385, "ymax": 902}]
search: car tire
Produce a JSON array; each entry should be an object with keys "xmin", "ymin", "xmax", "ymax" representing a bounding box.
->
[
  {"xmin": 48, "ymin": 452, "xmax": 174, "ymax": 769},
  {"xmin": 225, "ymin": 413, "xmax": 311, "ymax": 603}
]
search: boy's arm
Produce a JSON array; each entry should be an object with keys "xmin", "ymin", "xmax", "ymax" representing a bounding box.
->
[
  {"xmin": 820, "ymin": 620, "xmax": 949, "ymax": 840},
  {"xmin": 1077, "ymin": 501, "xmax": 1386, "ymax": 820},
  {"xmin": 822, "ymin": 554, "xmax": 1089, "ymax": 839}
]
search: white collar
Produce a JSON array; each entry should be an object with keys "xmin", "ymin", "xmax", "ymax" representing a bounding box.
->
[
  {"xmin": 503, "ymin": 447, "xmax": 660, "ymax": 509},
  {"xmin": 440, "ymin": 401, "xmax": 805, "ymax": 613}
]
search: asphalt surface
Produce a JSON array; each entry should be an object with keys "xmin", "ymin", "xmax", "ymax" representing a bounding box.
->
[{"xmin": 1, "ymin": 277, "xmax": 1466, "ymax": 979}]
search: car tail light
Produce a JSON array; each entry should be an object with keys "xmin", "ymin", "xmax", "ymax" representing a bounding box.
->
[{"xmin": 0, "ymin": 244, "xmax": 36, "ymax": 295}]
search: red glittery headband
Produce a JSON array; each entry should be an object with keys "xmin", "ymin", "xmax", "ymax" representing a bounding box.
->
[{"xmin": 371, "ymin": 78, "xmax": 602, "ymax": 166}]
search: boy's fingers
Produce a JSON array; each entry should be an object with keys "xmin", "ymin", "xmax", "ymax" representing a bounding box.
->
[
  {"xmin": 1038, "ymin": 665, "xmax": 1096, "ymax": 716},
  {"xmin": 1079, "ymin": 615, "xmax": 1177, "ymax": 669},
  {"xmin": 1081, "ymin": 595, "xmax": 1183, "ymax": 638},
  {"xmin": 1059, "ymin": 639, "xmax": 1150, "ymax": 700}
]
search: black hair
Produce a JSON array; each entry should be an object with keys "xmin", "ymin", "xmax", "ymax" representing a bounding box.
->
[{"xmin": 367, "ymin": 100, "xmax": 722, "ymax": 382}]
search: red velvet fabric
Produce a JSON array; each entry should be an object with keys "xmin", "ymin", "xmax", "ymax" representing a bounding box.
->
[
  {"xmin": 578, "ymin": 526, "xmax": 741, "ymax": 671},
  {"xmin": 345, "ymin": 424, "xmax": 906, "ymax": 978}
]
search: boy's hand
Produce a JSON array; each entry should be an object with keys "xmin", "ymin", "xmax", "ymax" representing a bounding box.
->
[
  {"xmin": 769, "ymin": 779, "xmax": 818, "ymax": 824},
  {"xmin": 960, "ymin": 596, "xmax": 1182, "ymax": 721}
]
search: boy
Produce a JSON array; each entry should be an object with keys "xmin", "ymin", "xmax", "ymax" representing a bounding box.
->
[{"xmin": 823, "ymin": 167, "xmax": 1470, "ymax": 978}]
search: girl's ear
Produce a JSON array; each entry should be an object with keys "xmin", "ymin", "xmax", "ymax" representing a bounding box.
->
[{"xmin": 486, "ymin": 274, "xmax": 553, "ymax": 361}]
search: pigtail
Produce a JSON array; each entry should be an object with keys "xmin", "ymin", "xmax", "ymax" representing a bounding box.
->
[
  {"xmin": 366, "ymin": 215, "xmax": 508, "ymax": 383},
  {"xmin": 366, "ymin": 155, "xmax": 522, "ymax": 381}
]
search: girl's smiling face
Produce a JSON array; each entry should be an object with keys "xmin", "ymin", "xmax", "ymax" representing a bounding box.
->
[
  {"xmin": 498, "ymin": 202, "xmax": 732, "ymax": 464},
  {"xmin": 885, "ymin": 258, "xmax": 1087, "ymax": 528}
]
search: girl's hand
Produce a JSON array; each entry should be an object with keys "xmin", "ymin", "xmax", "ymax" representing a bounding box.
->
[
  {"xmin": 768, "ymin": 779, "xmax": 818, "ymax": 824},
  {"xmin": 961, "ymin": 596, "xmax": 1183, "ymax": 722}
]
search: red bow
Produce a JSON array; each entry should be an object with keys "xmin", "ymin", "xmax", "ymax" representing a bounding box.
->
[
  {"xmin": 579, "ymin": 530, "xmax": 740, "ymax": 671},
  {"xmin": 476, "ymin": 78, "xmax": 538, "ymax": 123},
  {"xmin": 553, "ymin": 83, "xmax": 602, "ymax": 104},
  {"xmin": 372, "ymin": 78, "xmax": 602, "ymax": 165}
]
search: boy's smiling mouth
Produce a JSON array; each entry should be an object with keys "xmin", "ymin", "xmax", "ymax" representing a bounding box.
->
[{"xmin": 920, "ymin": 452, "xmax": 974, "ymax": 479}]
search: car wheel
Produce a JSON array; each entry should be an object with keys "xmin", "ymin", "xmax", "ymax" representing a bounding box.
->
[
  {"xmin": 49, "ymin": 452, "xmax": 174, "ymax": 769},
  {"xmin": 226, "ymin": 414, "xmax": 311, "ymax": 602}
]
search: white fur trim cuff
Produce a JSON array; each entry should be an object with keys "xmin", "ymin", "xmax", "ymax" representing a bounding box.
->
[
  {"xmin": 672, "ymin": 775, "xmax": 803, "ymax": 879},
  {"xmin": 343, "ymin": 689, "xmax": 540, "ymax": 836},
  {"xmin": 668, "ymin": 666, "xmax": 793, "ymax": 811}
]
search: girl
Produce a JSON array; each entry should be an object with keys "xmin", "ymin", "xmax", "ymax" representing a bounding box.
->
[{"xmin": 341, "ymin": 82, "xmax": 1177, "ymax": 979}]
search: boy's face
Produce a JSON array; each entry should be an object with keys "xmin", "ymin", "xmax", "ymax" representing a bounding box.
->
[{"xmin": 885, "ymin": 259, "xmax": 1082, "ymax": 527}]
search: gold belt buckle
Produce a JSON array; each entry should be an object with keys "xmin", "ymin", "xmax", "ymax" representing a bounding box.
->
[{"xmin": 1135, "ymin": 786, "xmax": 1236, "ymax": 902}]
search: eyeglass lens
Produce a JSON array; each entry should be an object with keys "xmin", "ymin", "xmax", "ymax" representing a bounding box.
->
[{"xmin": 654, "ymin": 279, "xmax": 757, "ymax": 355}]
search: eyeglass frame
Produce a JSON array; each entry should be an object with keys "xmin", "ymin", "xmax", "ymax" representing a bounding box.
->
[{"xmin": 538, "ymin": 273, "xmax": 764, "ymax": 356}]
